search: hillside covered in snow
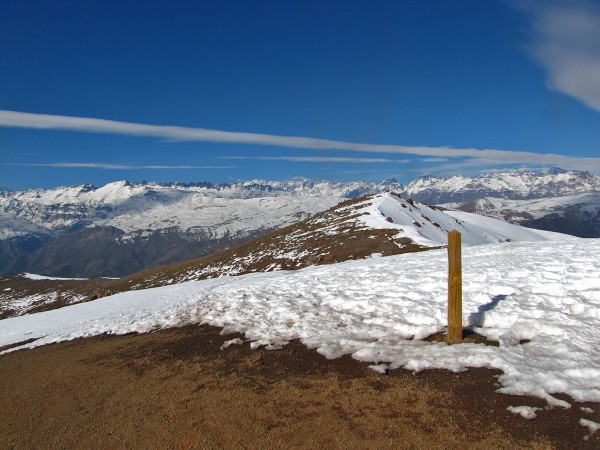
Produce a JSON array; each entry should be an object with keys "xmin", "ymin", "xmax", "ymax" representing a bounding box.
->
[
  {"xmin": 445, "ymin": 193, "xmax": 600, "ymax": 238},
  {"xmin": 0, "ymin": 193, "xmax": 574, "ymax": 318},
  {"xmin": 2, "ymin": 238, "xmax": 599, "ymax": 412},
  {"xmin": 404, "ymin": 169, "xmax": 600, "ymax": 239}
]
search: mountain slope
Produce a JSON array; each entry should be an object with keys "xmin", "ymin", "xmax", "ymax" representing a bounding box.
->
[
  {"xmin": 96, "ymin": 193, "xmax": 573, "ymax": 292},
  {"xmin": 449, "ymin": 193, "xmax": 600, "ymax": 238},
  {"xmin": 0, "ymin": 193, "xmax": 574, "ymax": 318},
  {"xmin": 403, "ymin": 169, "xmax": 600, "ymax": 238}
]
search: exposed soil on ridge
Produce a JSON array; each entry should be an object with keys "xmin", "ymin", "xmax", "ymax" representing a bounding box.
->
[{"xmin": 1, "ymin": 324, "xmax": 598, "ymax": 449}]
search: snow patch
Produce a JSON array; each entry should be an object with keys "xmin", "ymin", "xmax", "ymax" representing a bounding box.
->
[
  {"xmin": 22, "ymin": 273, "xmax": 88, "ymax": 281},
  {"xmin": 507, "ymin": 406, "xmax": 541, "ymax": 420},
  {"xmin": 369, "ymin": 364, "xmax": 389, "ymax": 374},
  {"xmin": 580, "ymin": 418, "xmax": 600, "ymax": 440},
  {"xmin": 220, "ymin": 338, "xmax": 244, "ymax": 350}
]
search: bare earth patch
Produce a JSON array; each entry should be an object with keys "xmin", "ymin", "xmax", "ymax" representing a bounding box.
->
[{"xmin": 1, "ymin": 325, "xmax": 598, "ymax": 449}]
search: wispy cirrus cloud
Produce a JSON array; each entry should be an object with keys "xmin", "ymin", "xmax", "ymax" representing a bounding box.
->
[
  {"xmin": 8, "ymin": 162, "xmax": 233, "ymax": 170},
  {"xmin": 221, "ymin": 156, "xmax": 411, "ymax": 163},
  {"xmin": 1, "ymin": 110, "xmax": 599, "ymax": 171},
  {"xmin": 516, "ymin": 0, "xmax": 600, "ymax": 112}
]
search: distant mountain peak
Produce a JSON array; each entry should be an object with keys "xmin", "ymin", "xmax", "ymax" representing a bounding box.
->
[{"xmin": 377, "ymin": 178, "xmax": 404, "ymax": 191}]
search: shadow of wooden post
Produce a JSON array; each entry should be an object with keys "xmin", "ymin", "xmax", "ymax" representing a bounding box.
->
[{"xmin": 447, "ymin": 230, "xmax": 462, "ymax": 343}]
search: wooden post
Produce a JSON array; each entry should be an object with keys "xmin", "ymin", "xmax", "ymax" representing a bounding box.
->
[{"xmin": 447, "ymin": 230, "xmax": 462, "ymax": 343}]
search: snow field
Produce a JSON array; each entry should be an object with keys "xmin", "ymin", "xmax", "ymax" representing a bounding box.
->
[
  {"xmin": 22, "ymin": 273, "xmax": 88, "ymax": 281},
  {"xmin": 507, "ymin": 405, "xmax": 542, "ymax": 420},
  {"xmin": 1, "ymin": 239, "xmax": 599, "ymax": 409}
]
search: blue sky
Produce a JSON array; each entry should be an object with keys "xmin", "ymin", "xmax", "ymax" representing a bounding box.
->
[{"xmin": 1, "ymin": 0, "xmax": 599, "ymax": 190}]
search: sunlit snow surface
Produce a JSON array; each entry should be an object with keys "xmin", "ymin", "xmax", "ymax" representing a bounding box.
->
[
  {"xmin": 22, "ymin": 273, "xmax": 88, "ymax": 281},
  {"xmin": 1, "ymin": 240, "xmax": 599, "ymax": 404}
]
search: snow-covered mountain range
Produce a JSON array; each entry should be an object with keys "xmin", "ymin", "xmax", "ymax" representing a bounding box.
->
[
  {"xmin": 404, "ymin": 168, "xmax": 600, "ymax": 203},
  {"xmin": 0, "ymin": 179, "xmax": 372, "ymax": 238},
  {"xmin": 0, "ymin": 179, "xmax": 363, "ymax": 276},
  {"xmin": 0, "ymin": 168, "xmax": 598, "ymax": 277}
]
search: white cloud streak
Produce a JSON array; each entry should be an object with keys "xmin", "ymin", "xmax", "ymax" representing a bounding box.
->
[
  {"xmin": 222, "ymin": 156, "xmax": 411, "ymax": 163},
  {"xmin": 8, "ymin": 162, "xmax": 233, "ymax": 170},
  {"xmin": 1, "ymin": 110, "xmax": 598, "ymax": 171},
  {"xmin": 420, "ymin": 158, "xmax": 449, "ymax": 163},
  {"xmin": 517, "ymin": 0, "xmax": 600, "ymax": 112}
]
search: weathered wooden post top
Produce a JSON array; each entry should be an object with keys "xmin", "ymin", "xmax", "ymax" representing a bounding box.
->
[{"xmin": 447, "ymin": 230, "xmax": 462, "ymax": 343}]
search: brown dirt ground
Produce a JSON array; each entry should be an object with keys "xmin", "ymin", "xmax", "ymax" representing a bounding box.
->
[{"xmin": 1, "ymin": 325, "xmax": 598, "ymax": 449}]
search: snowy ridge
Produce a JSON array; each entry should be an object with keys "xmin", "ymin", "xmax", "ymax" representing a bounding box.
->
[
  {"xmin": 1, "ymin": 239, "xmax": 599, "ymax": 405},
  {"xmin": 126, "ymin": 194, "xmax": 572, "ymax": 290},
  {"xmin": 128, "ymin": 194, "xmax": 433, "ymax": 288},
  {"xmin": 354, "ymin": 194, "xmax": 571, "ymax": 247},
  {"xmin": 440, "ymin": 193, "xmax": 600, "ymax": 239}
]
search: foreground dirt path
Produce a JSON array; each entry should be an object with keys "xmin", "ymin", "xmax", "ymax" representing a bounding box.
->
[{"xmin": 1, "ymin": 325, "xmax": 598, "ymax": 449}]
